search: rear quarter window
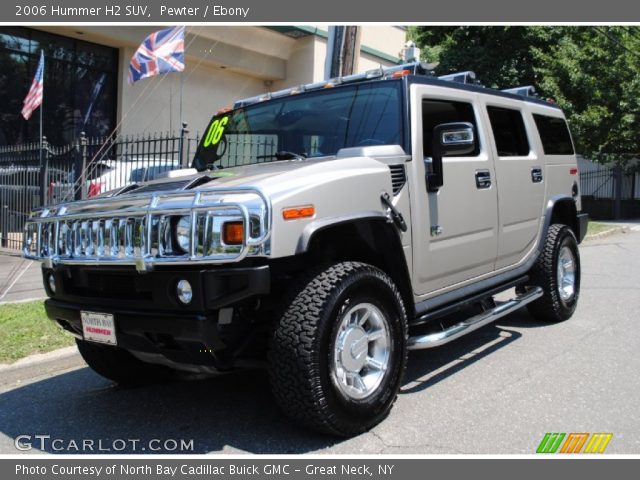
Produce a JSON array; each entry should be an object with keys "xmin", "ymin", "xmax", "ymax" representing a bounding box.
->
[{"xmin": 533, "ymin": 114, "xmax": 575, "ymax": 155}]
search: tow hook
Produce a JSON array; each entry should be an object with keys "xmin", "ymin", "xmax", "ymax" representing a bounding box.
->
[{"xmin": 381, "ymin": 192, "xmax": 407, "ymax": 232}]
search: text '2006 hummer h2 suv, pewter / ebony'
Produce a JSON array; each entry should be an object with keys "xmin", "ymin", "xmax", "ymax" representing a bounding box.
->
[{"xmin": 24, "ymin": 62, "xmax": 588, "ymax": 436}]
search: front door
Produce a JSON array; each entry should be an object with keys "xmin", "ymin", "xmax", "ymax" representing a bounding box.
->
[{"xmin": 409, "ymin": 84, "xmax": 499, "ymax": 298}]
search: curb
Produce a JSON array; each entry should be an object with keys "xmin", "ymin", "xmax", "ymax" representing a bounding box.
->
[
  {"xmin": 584, "ymin": 226, "xmax": 628, "ymax": 241},
  {"xmin": 0, "ymin": 296, "xmax": 47, "ymax": 306},
  {"xmin": 0, "ymin": 345, "xmax": 80, "ymax": 373},
  {"xmin": 0, "ymin": 249, "xmax": 23, "ymax": 258},
  {"xmin": 0, "ymin": 345, "xmax": 85, "ymax": 391}
]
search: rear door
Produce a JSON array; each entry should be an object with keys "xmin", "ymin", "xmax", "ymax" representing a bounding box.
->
[
  {"xmin": 410, "ymin": 84, "xmax": 499, "ymax": 297},
  {"xmin": 480, "ymin": 100, "xmax": 545, "ymax": 269}
]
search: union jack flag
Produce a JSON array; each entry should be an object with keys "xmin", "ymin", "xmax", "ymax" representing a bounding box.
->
[
  {"xmin": 128, "ymin": 26, "xmax": 185, "ymax": 84},
  {"xmin": 21, "ymin": 50, "xmax": 44, "ymax": 120}
]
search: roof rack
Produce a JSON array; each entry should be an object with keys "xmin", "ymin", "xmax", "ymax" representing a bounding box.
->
[
  {"xmin": 232, "ymin": 63, "xmax": 540, "ymax": 109},
  {"xmin": 502, "ymin": 85, "xmax": 536, "ymax": 97},
  {"xmin": 233, "ymin": 61, "xmax": 436, "ymax": 108},
  {"xmin": 438, "ymin": 71, "xmax": 477, "ymax": 84}
]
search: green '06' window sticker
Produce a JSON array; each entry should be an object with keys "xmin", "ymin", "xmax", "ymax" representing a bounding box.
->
[{"xmin": 203, "ymin": 117, "xmax": 229, "ymax": 147}]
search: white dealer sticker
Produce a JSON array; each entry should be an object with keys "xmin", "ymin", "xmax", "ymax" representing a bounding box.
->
[{"xmin": 81, "ymin": 311, "xmax": 117, "ymax": 345}]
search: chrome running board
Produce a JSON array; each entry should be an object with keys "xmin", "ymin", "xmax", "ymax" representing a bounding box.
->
[{"xmin": 407, "ymin": 286, "xmax": 543, "ymax": 350}]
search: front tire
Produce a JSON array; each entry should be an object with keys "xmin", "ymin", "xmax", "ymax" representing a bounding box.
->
[
  {"xmin": 76, "ymin": 339, "xmax": 174, "ymax": 386},
  {"xmin": 269, "ymin": 262, "xmax": 408, "ymax": 437},
  {"xmin": 527, "ymin": 224, "xmax": 581, "ymax": 322}
]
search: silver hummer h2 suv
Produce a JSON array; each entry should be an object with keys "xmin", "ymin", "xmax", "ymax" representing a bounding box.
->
[{"xmin": 24, "ymin": 62, "xmax": 588, "ymax": 436}]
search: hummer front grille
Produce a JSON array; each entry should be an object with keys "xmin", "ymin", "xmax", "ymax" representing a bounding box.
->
[{"xmin": 23, "ymin": 188, "xmax": 271, "ymax": 271}]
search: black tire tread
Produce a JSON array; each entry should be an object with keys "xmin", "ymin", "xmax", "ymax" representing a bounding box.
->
[
  {"xmin": 527, "ymin": 223, "xmax": 579, "ymax": 322},
  {"xmin": 268, "ymin": 261, "xmax": 407, "ymax": 436}
]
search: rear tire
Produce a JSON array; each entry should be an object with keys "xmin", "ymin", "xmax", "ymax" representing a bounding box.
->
[
  {"xmin": 527, "ymin": 224, "xmax": 581, "ymax": 322},
  {"xmin": 76, "ymin": 339, "xmax": 174, "ymax": 386},
  {"xmin": 269, "ymin": 262, "xmax": 408, "ymax": 437}
]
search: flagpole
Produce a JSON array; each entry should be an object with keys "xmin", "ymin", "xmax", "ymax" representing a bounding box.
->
[
  {"xmin": 179, "ymin": 68, "xmax": 184, "ymax": 131},
  {"xmin": 39, "ymin": 50, "xmax": 43, "ymax": 167},
  {"xmin": 39, "ymin": 50, "xmax": 44, "ymax": 206},
  {"xmin": 179, "ymin": 26, "xmax": 186, "ymax": 134}
]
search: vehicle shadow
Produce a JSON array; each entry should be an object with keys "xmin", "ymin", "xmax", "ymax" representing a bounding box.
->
[
  {"xmin": 402, "ymin": 307, "xmax": 552, "ymax": 395},
  {"xmin": 403, "ymin": 324, "xmax": 522, "ymax": 395},
  {"xmin": 0, "ymin": 310, "xmax": 536, "ymax": 454},
  {"xmin": 0, "ymin": 367, "xmax": 337, "ymax": 454}
]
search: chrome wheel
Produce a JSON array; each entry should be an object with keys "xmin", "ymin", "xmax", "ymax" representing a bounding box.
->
[
  {"xmin": 331, "ymin": 302, "xmax": 391, "ymax": 400},
  {"xmin": 557, "ymin": 245, "xmax": 576, "ymax": 302}
]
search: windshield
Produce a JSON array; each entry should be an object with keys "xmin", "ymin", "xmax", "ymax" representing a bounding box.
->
[{"xmin": 192, "ymin": 81, "xmax": 403, "ymax": 171}]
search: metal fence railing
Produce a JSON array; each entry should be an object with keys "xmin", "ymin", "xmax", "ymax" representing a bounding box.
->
[
  {"xmin": 580, "ymin": 165, "xmax": 639, "ymax": 199},
  {"xmin": 0, "ymin": 126, "xmax": 199, "ymax": 250},
  {"xmin": 579, "ymin": 163, "xmax": 640, "ymax": 219},
  {"xmin": 3, "ymin": 140, "xmax": 640, "ymax": 250}
]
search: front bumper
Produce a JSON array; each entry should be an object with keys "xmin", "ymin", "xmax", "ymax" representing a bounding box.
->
[{"xmin": 44, "ymin": 265, "xmax": 270, "ymax": 368}]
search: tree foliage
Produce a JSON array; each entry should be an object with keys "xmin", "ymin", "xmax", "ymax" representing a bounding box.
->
[{"xmin": 409, "ymin": 26, "xmax": 640, "ymax": 164}]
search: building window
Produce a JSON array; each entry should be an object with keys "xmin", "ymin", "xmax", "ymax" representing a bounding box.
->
[
  {"xmin": 0, "ymin": 27, "xmax": 117, "ymax": 146},
  {"xmin": 486, "ymin": 106, "xmax": 530, "ymax": 157}
]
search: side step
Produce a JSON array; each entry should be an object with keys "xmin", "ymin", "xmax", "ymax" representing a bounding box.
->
[{"xmin": 407, "ymin": 287, "xmax": 543, "ymax": 350}]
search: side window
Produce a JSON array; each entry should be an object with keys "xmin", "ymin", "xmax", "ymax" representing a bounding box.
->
[
  {"xmin": 422, "ymin": 100, "xmax": 480, "ymax": 157},
  {"xmin": 486, "ymin": 106, "xmax": 530, "ymax": 157},
  {"xmin": 533, "ymin": 114, "xmax": 575, "ymax": 155}
]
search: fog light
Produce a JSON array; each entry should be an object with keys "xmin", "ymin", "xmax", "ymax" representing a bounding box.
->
[
  {"xmin": 47, "ymin": 273, "xmax": 56, "ymax": 294},
  {"xmin": 176, "ymin": 279, "xmax": 192, "ymax": 304}
]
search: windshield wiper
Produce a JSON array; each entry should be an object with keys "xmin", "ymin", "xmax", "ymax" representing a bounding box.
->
[{"xmin": 256, "ymin": 151, "xmax": 307, "ymax": 161}]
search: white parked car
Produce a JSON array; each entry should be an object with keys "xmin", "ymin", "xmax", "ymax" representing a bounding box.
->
[{"xmin": 47, "ymin": 159, "xmax": 182, "ymax": 203}]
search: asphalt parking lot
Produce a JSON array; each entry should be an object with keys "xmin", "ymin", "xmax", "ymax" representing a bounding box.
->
[{"xmin": 0, "ymin": 229, "xmax": 638, "ymax": 454}]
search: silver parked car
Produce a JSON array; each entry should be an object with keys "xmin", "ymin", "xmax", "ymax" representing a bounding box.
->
[{"xmin": 24, "ymin": 62, "xmax": 587, "ymax": 436}]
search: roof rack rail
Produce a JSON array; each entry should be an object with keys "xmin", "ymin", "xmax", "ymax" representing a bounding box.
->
[
  {"xmin": 438, "ymin": 71, "xmax": 477, "ymax": 84},
  {"xmin": 233, "ymin": 61, "xmax": 437, "ymax": 108},
  {"xmin": 502, "ymin": 85, "xmax": 537, "ymax": 97}
]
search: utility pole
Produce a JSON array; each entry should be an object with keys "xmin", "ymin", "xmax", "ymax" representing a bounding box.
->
[
  {"xmin": 341, "ymin": 26, "xmax": 359, "ymax": 76},
  {"xmin": 328, "ymin": 26, "xmax": 360, "ymax": 79}
]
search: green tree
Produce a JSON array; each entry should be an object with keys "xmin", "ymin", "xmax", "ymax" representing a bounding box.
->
[
  {"xmin": 534, "ymin": 27, "xmax": 640, "ymax": 163},
  {"xmin": 409, "ymin": 26, "xmax": 640, "ymax": 164}
]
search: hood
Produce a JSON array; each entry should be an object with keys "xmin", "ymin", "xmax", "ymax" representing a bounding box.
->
[
  {"xmin": 103, "ymin": 145, "xmax": 408, "ymax": 202},
  {"xmin": 112, "ymin": 156, "xmax": 386, "ymax": 199}
]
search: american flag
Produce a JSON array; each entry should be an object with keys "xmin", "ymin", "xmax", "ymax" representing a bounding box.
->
[
  {"xmin": 21, "ymin": 51, "xmax": 44, "ymax": 120},
  {"xmin": 128, "ymin": 26, "xmax": 185, "ymax": 84}
]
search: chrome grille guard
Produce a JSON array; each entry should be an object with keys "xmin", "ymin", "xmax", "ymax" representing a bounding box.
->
[{"xmin": 23, "ymin": 187, "xmax": 271, "ymax": 272}]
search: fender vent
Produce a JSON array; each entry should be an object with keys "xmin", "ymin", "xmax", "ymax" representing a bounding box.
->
[{"xmin": 389, "ymin": 164, "xmax": 406, "ymax": 195}]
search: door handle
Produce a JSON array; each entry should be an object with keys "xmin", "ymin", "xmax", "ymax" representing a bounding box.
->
[
  {"xmin": 531, "ymin": 167, "xmax": 543, "ymax": 183},
  {"xmin": 475, "ymin": 170, "xmax": 492, "ymax": 189}
]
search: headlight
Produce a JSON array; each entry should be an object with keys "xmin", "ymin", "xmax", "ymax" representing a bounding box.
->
[{"xmin": 175, "ymin": 216, "xmax": 191, "ymax": 253}]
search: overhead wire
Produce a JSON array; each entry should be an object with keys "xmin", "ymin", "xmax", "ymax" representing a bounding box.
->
[{"xmin": 593, "ymin": 26, "xmax": 640, "ymax": 61}]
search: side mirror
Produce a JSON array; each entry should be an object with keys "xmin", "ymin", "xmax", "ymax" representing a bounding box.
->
[{"xmin": 427, "ymin": 122, "xmax": 476, "ymax": 192}]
